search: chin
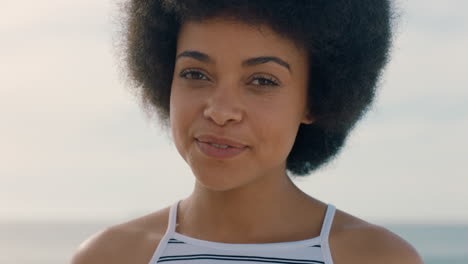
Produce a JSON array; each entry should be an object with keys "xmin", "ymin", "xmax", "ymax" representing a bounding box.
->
[{"xmin": 190, "ymin": 164, "xmax": 254, "ymax": 192}]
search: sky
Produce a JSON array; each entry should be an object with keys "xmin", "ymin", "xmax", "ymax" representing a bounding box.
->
[{"xmin": 1, "ymin": 0, "xmax": 467, "ymax": 224}]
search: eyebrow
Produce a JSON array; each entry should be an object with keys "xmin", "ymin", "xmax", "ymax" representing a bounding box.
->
[{"xmin": 175, "ymin": 50, "xmax": 291, "ymax": 73}]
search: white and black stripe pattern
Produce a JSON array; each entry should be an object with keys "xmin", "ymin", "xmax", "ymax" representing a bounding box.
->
[
  {"xmin": 168, "ymin": 238, "xmax": 186, "ymax": 244},
  {"xmin": 168, "ymin": 238, "xmax": 321, "ymax": 247},
  {"xmin": 157, "ymin": 253, "xmax": 325, "ymax": 264},
  {"xmin": 159, "ymin": 237, "xmax": 325, "ymax": 264}
]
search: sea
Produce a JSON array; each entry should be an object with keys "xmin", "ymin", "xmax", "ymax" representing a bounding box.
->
[{"xmin": 1, "ymin": 220, "xmax": 467, "ymax": 264}]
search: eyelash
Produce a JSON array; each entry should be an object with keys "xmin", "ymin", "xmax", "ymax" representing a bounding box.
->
[
  {"xmin": 179, "ymin": 69, "xmax": 209, "ymax": 81},
  {"xmin": 179, "ymin": 69, "xmax": 280, "ymax": 86}
]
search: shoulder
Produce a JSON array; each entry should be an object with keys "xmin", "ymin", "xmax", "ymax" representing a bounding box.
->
[
  {"xmin": 70, "ymin": 206, "xmax": 170, "ymax": 264},
  {"xmin": 330, "ymin": 209, "xmax": 424, "ymax": 264}
]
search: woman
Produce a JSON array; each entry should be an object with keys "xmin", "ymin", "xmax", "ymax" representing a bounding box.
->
[{"xmin": 72, "ymin": 1, "xmax": 423, "ymax": 263}]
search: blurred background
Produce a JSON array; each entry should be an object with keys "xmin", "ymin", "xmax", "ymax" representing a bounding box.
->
[{"xmin": 1, "ymin": 0, "xmax": 467, "ymax": 263}]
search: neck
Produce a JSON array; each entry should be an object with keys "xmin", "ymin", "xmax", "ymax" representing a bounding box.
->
[{"xmin": 177, "ymin": 170, "xmax": 324, "ymax": 243}]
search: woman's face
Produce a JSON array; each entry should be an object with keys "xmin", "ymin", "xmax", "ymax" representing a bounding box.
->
[{"xmin": 170, "ymin": 18, "xmax": 312, "ymax": 191}]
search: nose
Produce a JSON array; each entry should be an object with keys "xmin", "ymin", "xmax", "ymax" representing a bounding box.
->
[{"xmin": 203, "ymin": 86, "xmax": 243, "ymax": 126}]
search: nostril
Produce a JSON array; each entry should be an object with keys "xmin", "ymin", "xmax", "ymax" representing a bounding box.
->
[{"xmin": 203, "ymin": 104, "xmax": 243, "ymax": 126}]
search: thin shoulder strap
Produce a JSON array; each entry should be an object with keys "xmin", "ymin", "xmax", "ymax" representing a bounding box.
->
[
  {"xmin": 320, "ymin": 204, "xmax": 336, "ymax": 264},
  {"xmin": 320, "ymin": 204, "xmax": 336, "ymax": 238},
  {"xmin": 165, "ymin": 199, "xmax": 181, "ymax": 234},
  {"xmin": 147, "ymin": 200, "xmax": 182, "ymax": 264}
]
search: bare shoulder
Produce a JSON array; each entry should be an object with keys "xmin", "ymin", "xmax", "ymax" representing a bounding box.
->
[
  {"xmin": 70, "ymin": 206, "xmax": 170, "ymax": 264},
  {"xmin": 330, "ymin": 209, "xmax": 424, "ymax": 264}
]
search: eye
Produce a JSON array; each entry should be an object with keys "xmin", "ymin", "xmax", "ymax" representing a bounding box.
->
[
  {"xmin": 250, "ymin": 74, "xmax": 280, "ymax": 86},
  {"xmin": 179, "ymin": 69, "xmax": 209, "ymax": 81}
]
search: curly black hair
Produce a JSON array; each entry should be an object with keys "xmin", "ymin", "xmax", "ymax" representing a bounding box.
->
[{"xmin": 119, "ymin": 0, "xmax": 394, "ymax": 176}]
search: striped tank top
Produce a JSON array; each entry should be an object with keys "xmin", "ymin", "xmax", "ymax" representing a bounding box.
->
[{"xmin": 147, "ymin": 200, "xmax": 336, "ymax": 264}]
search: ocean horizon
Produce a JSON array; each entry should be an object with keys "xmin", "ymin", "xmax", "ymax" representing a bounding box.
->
[{"xmin": 1, "ymin": 219, "xmax": 467, "ymax": 264}]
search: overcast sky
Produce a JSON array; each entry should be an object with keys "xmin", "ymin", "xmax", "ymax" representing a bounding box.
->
[{"xmin": 1, "ymin": 0, "xmax": 467, "ymax": 224}]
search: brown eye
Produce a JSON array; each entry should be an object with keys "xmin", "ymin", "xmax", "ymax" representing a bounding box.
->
[
  {"xmin": 179, "ymin": 69, "xmax": 209, "ymax": 80},
  {"xmin": 251, "ymin": 75, "xmax": 279, "ymax": 86}
]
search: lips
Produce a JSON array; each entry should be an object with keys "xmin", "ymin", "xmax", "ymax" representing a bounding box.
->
[
  {"xmin": 195, "ymin": 135, "xmax": 247, "ymax": 149},
  {"xmin": 195, "ymin": 135, "xmax": 248, "ymax": 159}
]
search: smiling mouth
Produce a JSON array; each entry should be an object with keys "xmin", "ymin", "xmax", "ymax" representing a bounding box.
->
[
  {"xmin": 195, "ymin": 135, "xmax": 248, "ymax": 149},
  {"xmin": 195, "ymin": 139, "xmax": 248, "ymax": 159},
  {"xmin": 208, "ymin": 142, "xmax": 231, "ymax": 149},
  {"xmin": 195, "ymin": 138, "xmax": 241, "ymax": 149}
]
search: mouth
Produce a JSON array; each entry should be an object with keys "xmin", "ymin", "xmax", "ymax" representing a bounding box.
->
[
  {"xmin": 194, "ymin": 135, "xmax": 248, "ymax": 159},
  {"xmin": 204, "ymin": 142, "xmax": 233, "ymax": 149},
  {"xmin": 195, "ymin": 135, "xmax": 248, "ymax": 149}
]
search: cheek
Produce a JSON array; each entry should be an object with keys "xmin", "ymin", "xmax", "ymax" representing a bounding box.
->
[
  {"xmin": 169, "ymin": 88, "xmax": 195, "ymax": 158},
  {"xmin": 251, "ymin": 102, "xmax": 301, "ymax": 164},
  {"xmin": 170, "ymin": 85, "xmax": 195, "ymax": 125}
]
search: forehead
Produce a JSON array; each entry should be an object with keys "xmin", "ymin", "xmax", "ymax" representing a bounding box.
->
[{"xmin": 175, "ymin": 18, "xmax": 307, "ymax": 68}]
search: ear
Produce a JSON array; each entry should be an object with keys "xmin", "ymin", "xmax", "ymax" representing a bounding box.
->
[{"xmin": 301, "ymin": 112, "xmax": 314, "ymax": 125}]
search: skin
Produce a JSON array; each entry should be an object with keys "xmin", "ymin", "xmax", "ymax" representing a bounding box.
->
[
  {"xmin": 70, "ymin": 18, "xmax": 424, "ymax": 264},
  {"xmin": 169, "ymin": 17, "xmax": 317, "ymax": 241}
]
